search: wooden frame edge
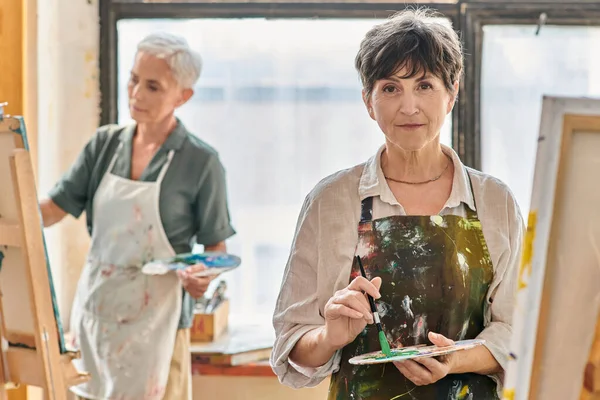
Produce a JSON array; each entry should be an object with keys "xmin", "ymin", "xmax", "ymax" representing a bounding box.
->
[{"xmin": 529, "ymin": 114, "xmax": 600, "ymax": 399}]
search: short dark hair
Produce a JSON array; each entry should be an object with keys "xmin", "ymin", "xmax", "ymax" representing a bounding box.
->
[{"xmin": 355, "ymin": 8, "xmax": 463, "ymax": 99}]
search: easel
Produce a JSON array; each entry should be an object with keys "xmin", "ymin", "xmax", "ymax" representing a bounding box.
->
[
  {"xmin": 0, "ymin": 105, "xmax": 89, "ymax": 399},
  {"xmin": 581, "ymin": 312, "xmax": 600, "ymax": 400},
  {"xmin": 502, "ymin": 98, "xmax": 600, "ymax": 400}
]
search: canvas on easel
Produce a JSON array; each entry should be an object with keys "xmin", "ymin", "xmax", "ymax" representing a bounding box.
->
[
  {"xmin": 502, "ymin": 96, "xmax": 600, "ymax": 400},
  {"xmin": 0, "ymin": 107, "xmax": 88, "ymax": 399}
]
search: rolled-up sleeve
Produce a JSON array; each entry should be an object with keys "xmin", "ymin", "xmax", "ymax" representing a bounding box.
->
[
  {"xmin": 47, "ymin": 129, "xmax": 108, "ymax": 218},
  {"xmin": 477, "ymin": 189, "xmax": 525, "ymax": 385},
  {"xmin": 194, "ymin": 155, "xmax": 236, "ymax": 245},
  {"xmin": 270, "ymin": 194, "xmax": 341, "ymax": 389}
]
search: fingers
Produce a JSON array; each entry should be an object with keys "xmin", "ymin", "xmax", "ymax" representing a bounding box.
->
[
  {"xmin": 324, "ymin": 275, "xmax": 385, "ymax": 324},
  {"xmin": 326, "ymin": 303, "xmax": 364, "ymax": 320},
  {"xmin": 184, "ymin": 263, "xmax": 207, "ymax": 275},
  {"xmin": 178, "ymin": 268, "xmax": 212, "ymax": 299},
  {"xmin": 370, "ymin": 276, "xmax": 382, "ymax": 292},
  {"xmin": 428, "ymin": 332, "xmax": 455, "ymax": 347},
  {"xmin": 394, "ymin": 359, "xmax": 433, "ymax": 386},
  {"xmin": 326, "ymin": 291, "xmax": 373, "ymax": 323},
  {"xmin": 413, "ymin": 356, "xmax": 447, "ymax": 377},
  {"xmin": 185, "ymin": 281, "xmax": 211, "ymax": 298},
  {"xmin": 347, "ymin": 276, "xmax": 381, "ymax": 299},
  {"xmin": 334, "ymin": 293, "xmax": 372, "ymax": 321}
]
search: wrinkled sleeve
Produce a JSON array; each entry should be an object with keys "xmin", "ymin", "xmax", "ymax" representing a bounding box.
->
[
  {"xmin": 270, "ymin": 194, "xmax": 340, "ymax": 389},
  {"xmin": 477, "ymin": 189, "xmax": 525, "ymax": 387},
  {"xmin": 193, "ymin": 155, "xmax": 236, "ymax": 245},
  {"xmin": 47, "ymin": 128, "xmax": 109, "ymax": 218}
]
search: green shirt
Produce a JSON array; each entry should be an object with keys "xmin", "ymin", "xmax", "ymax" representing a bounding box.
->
[{"xmin": 48, "ymin": 120, "xmax": 236, "ymax": 329}]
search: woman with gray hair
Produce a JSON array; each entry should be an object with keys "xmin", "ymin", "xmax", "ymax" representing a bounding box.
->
[
  {"xmin": 271, "ymin": 8, "xmax": 523, "ymax": 399},
  {"xmin": 40, "ymin": 32, "xmax": 235, "ymax": 399}
]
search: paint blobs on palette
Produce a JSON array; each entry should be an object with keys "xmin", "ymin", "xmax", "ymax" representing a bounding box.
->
[
  {"xmin": 348, "ymin": 339, "xmax": 486, "ymax": 365},
  {"xmin": 141, "ymin": 252, "xmax": 241, "ymax": 277},
  {"xmin": 369, "ymin": 348, "xmax": 420, "ymax": 360}
]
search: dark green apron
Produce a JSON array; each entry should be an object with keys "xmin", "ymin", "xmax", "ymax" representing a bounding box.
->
[{"xmin": 328, "ymin": 172, "xmax": 498, "ymax": 400}]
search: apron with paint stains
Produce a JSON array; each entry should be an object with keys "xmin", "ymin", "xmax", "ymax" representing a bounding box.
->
[
  {"xmin": 329, "ymin": 172, "xmax": 498, "ymax": 400},
  {"xmin": 70, "ymin": 144, "xmax": 182, "ymax": 400}
]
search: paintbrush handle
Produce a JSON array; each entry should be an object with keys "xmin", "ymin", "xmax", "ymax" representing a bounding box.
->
[
  {"xmin": 366, "ymin": 293, "xmax": 378, "ymax": 314},
  {"xmin": 356, "ymin": 256, "xmax": 378, "ymax": 313},
  {"xmin": 355, "ymin": 256, "xmax": 392, "ymax": 356},
  {"xmin": 371, "ymin": 309, "xmax": 384, "ymax": 331},
  {"xmin": 356, "ymin": 256, "xmax": 383, "ymax": 328}
]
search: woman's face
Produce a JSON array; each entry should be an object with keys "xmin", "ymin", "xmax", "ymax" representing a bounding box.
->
[
  {"xmin": 127, "ymin": 51, "xmax": 192, "ymax": 124},
  {"xmin": 364, "ymin": 66, "xmax": 457, "ymax": 152}
]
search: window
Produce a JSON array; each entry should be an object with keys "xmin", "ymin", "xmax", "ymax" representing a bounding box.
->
[
  {"xmin": 480, "ymin": 25, "xmax": 600, "ymax": 216},
  {"xmin": 117, "ymin": 18, "xmax": 453, "ymax": 325}
]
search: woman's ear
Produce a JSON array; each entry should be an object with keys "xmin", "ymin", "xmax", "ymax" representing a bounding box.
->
[
  {"xmin": 176, "ymin": 88, "xmax": 194, "ymax": 108},
  {"xmin": 447, "ymin": 81, "xmax": 459, "ymax": 114},
  {"xmin": 362, "ymin": 89, "xmax": 375, "ymax": 120}
]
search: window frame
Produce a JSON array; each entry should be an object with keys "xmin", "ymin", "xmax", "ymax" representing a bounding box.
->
[
  {"xmin": 460, "ymin": 2, "xmax": 600, "ymax": 168},
  {"xmin": 101, "ymin": 0, "xmax": 600, "ymax": 167},
  {"xmin": 100, "ymin": 0, "xmax": 460, "ymax": 151}
]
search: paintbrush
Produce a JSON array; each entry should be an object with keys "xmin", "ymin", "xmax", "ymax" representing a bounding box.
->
[{"xmin": 356, "ymin": 255, "xmax": 392, "ymax": 357}]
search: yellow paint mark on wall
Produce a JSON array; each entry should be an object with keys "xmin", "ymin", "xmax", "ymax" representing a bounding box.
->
[
  {"xmin": 84, "ymin": 50, "xmax": 94, "ymax": 63},
  {"xmin": 518, "ymin": 211, "xmax": 537, "ymax": 290},
  {"xmin": 83, "ymin": 50, "xmax": 97, "ymax": 99}
]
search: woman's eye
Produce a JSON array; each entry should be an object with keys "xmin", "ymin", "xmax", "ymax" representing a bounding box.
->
[{"xmin": 383, "ymin": 85, "xmax": 396, "ymax": 93}]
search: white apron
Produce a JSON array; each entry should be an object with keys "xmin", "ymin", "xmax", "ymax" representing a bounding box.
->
[{"xmin": 70, "ymin": 145, "xmax": 182, "ymax": 400}]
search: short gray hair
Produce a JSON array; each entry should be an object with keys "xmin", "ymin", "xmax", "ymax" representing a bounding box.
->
[
  {"xmin": 355, "ymin": 8, "xmax": 463, "ymax": 99},
  {"xmin": 137, "ymin": 32, "xmax": 202, "ymax": 89}
]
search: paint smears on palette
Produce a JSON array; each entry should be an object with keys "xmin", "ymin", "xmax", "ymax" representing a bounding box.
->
[
  {"xmin": 348, "ymin": 339, "xmax": 485, "ymax": 365},
  {"xmin": 141, "ymin": 252, "xmax": 241, "ymax": 277}
]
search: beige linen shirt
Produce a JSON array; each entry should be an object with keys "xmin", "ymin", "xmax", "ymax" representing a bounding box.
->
[{"xmin": 271, "ymin": 144, "xmax": 525, "ymax": 392}]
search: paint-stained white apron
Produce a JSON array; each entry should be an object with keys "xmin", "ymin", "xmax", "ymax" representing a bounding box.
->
[{"xmin": 70, "ymin": 145, "xmax": 182, "ymax": 400}]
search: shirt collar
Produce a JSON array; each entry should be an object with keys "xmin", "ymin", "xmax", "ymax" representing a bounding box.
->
[
  {"xmin": 119, "ymin": 118, "xmax": 187, "ymax": 151},
  {"xmin": 358, "ymin": 144, "xmax": 476, "ymax": 212}
]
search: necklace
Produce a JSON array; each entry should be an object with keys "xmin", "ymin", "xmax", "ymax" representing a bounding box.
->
[{"xmin": 384, "ymin": 159, "xmax": 451, "ymax": 185}]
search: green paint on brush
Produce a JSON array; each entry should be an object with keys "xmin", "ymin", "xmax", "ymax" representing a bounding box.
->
[{"xmin": 379, "ymin": 331, "xmax": 391, "ymax": 356}]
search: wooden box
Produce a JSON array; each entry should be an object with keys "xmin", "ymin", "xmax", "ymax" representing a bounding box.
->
[{"xmin": 191, "ymin": 299, "xmax": 229, "ymax": 342}]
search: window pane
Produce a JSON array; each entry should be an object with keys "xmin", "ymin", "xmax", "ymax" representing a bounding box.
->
[
  {"xmin": 117, "ymin": 18, "xmax": 453, "ymax": 325},
  {"xmin": 481, "ymin": 25, "xmax": 600, "ymax": 217}
]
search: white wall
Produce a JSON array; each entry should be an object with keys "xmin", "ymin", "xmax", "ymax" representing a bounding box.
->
[{"xmin": 37, "ymin": 0, "xmax": 100, "ymax": 330}]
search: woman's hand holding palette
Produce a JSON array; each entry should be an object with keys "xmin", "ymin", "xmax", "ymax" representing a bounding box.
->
[{"xmin": 348, "ymin": 339, "xmax": 485, "ymax": 365}]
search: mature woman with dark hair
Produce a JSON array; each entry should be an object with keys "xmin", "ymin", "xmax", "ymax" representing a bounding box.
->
[{"xmin": 271, "ymin": 8, "xmax": 523, "ymax": 399}]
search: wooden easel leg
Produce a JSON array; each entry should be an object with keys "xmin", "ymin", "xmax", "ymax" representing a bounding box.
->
[{"xmin": 581, "ymin": 311, "xmax": 600, "ymax": 400}]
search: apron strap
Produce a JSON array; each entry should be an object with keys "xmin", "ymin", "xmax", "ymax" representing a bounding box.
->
[
  {"xmin": 360, "ymin": 197, "xmax": 374, "ymax": 223},
  {"xmin": 156, "ymin": 150, "xmax": 175, "ymax": 184},
  {"xmin": 106, "ymin": 142, "xmax": 124, "ymax": 175},
  {"xmin": 464, "ymin": 168, "xmax": 479, "ymax": 220}
]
